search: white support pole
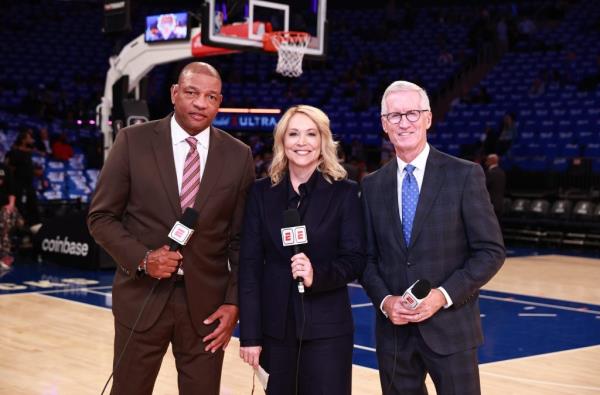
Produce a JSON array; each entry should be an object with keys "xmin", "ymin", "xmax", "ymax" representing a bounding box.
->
[{"xmin": 98, "ymin": 27, "xmax": 201, "ymax": 160}]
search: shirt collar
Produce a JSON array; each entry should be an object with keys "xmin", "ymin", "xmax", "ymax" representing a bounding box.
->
[
  {"xmin": 286, "ymin": 169, "xmax": 319, "ymax": 204},
  {"xmin": 171, "ymin": 115, "xmax": 210, "ymax": 150},
  {"xmin": 396, "ymin": 143, "xmax": 430, "ymax": 173}
]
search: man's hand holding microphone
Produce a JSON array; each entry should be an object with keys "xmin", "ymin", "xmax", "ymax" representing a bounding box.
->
[
  {"xmin": 142, "ymin": 246, "xmax": 183, "ymax": 279},
  {"xmin": 382, "ymin": 280, "xmax": 447, "ymax": 324}
]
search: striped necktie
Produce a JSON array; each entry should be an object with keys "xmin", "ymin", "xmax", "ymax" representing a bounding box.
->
[{"xmin": 180, "ymin": 137, "xmax": 201, "ymax": 210}]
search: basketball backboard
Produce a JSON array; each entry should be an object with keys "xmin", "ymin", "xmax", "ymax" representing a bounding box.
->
[{"xmin": 201, "ymin": 0, "xmax": 327, "ymax": 58}]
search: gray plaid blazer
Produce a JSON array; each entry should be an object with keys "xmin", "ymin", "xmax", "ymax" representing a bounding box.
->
[{"xmin": 360, "ymin": 146, "xmax": 505, "ymax": 355}]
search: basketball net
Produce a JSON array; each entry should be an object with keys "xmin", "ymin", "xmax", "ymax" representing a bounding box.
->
[{"xmin": 266, "ymin": 32, "xmax": 311, "ymax": 78}]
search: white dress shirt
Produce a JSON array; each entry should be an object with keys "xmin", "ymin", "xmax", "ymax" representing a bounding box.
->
[{"xmin": 380, "ymin": 143, "xmax": 453, "ymax": 316}]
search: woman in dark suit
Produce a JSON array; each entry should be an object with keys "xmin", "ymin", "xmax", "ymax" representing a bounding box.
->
[{"xmin": 238, "ymin": 105, "xmax": 365, "ymax": 394}]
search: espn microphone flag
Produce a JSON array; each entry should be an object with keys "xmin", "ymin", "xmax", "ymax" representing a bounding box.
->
[
  {"xmin": 281, "ymin": 209, "xmax": 308, "ymax": 247},
  {"xmin": 168, "ymin": 208, "xmax": 199, "ymax": 251},
  {"xmin": 282, "ymin": 208, "xmax": 308, "ymax": 293},
  {"xmin": 402, "ymin": 279, "xmax": 432, "ymax": 309}
]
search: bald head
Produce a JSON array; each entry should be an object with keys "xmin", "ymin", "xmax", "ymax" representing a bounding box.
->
[
  {"xmin": 178, "ymin": 62, "xmax": 221, "ymax": 85},
  {"xmin": 486, "ymin": 154, "xmax": 499, "ymax": 167}
]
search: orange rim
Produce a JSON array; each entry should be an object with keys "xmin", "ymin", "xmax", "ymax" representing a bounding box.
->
[{"xmin": 262, "ymin": 31, "xmax": 310, "ymax": 52}]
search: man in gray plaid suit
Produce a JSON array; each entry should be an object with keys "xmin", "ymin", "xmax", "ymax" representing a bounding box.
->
[{"xmin": 360, "ymin": 80, "xmax": 505, "ymax": 395}]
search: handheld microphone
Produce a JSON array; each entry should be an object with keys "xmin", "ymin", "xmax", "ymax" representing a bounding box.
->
[
  {"xmin": 282, "ymin": 208, "xmax": 308, "ymax": 293},
  {"xmin": 168, "ymin": 208, "xmax": 199, "ymax": 251},
  {"xmin": 402, "ymin": 279, "xmax": 432, "ymax": 309}
]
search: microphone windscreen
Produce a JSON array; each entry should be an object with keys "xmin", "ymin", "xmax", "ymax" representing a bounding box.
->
[
  {"xmin": 180, "ymin": 207, "xmax": 199, "ymax": 228},
  {"xmin": 283, "ymin": 208, "xmax": 301, "ymax": 227},
  {"xmin": 412, "ymin": 279, "xmax": 432, "ymax": 299}
]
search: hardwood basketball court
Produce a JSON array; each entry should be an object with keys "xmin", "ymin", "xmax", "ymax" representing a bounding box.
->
[{"xmin": 1, "ymin": 252, "xmax": 599, "ymax": 394}]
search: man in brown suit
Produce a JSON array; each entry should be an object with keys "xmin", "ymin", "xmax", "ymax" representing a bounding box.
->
[{"xmin": 88, "ymin": 62, "xmax": 255, "ymax": 395}]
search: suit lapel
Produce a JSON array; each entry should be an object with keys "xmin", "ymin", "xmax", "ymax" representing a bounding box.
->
[
  {"xmin": 380, "ymin": 159, "xmax": 407, "ymax": 250},
  {"xmin": 303, "ymin": 173, "xmax": 335, "ymax": 233},
  {"xmin": 409, "ymin": 147, "xmax": 446, "ymax": 247},
  {"xmin": 193, "ymin": 127, "xmax": 225, "ymax": 215},
  {"xmin": 151, "ymin": 116, "xmax": 181, "ymax": 218},
  {"xmin": 265, "ymin": 180, "xmax": 289, "ymax": 252}
]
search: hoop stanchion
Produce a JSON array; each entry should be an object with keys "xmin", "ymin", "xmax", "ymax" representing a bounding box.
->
[{"xmin": 263, "ymin": 31, "xmax": 311, "ymax": 78}]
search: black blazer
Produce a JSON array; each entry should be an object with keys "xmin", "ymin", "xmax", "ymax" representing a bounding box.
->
[
  {"xmin": 360, "ymin": 147, "xmax": 505, "ymax": 355},
  {"xmin": 239, "ymin": 173, "xmax": 366, "ymax": 346}
]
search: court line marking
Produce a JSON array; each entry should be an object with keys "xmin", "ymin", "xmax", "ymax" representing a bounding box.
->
[
  {"xmin": 518, "ymin": 313, "xmax": 557, "ymax": 317},
  {"xmin": 30, "ymin": 292, "xmax": 382, "ymax": 357},
  {"xmin": 12, "ymin": 295, "xmax": 600, "ymax": 390},
  {"xmin": 484, "ymin": 345, "xmax": 600, "ymax": 364},
  {"xmin": 479, "ymin": 371, "xmax": 600, "ymax": 391},
  {"xmin": 481, "ymin": 295, "xmax": 600, "ymax": 315},
  {"xmin": 22, "ymin": 289, "xmax": 600, "ymax": 376},
  {"xmin": 350, "ymin": 283, "xmax": 600, "ymax": 315},
  {"xmin": 16, "ymin": 287, "xmax": 377, "ymax": 357},
  {"xmin": 9, "ymin": 292, "xmax": 113, "ymax": 312},
  {"xmin": 0, "ymin": 285, "xmax": 113, "ymax": 296},
  {"xmin": 80, "ymin": 289, "xmax": 112, "ymax": 296},
  {"xmin": 9, "ymin": 283, "xmax": 599, "ymax": 319}
]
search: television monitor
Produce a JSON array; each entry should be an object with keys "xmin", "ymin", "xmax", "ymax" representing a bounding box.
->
[{"xmin": 145, "ymin": 12, "xmax": 190, "ymax": 43}]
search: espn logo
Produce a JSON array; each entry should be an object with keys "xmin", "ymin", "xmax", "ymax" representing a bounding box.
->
[
  {"xmin": 281, "ymin": 225, "xmax": 308, "ymax": 247},
  {"xmin": 168, "ymin": 222, "xmax": 194, "ymax": 246},
  {"xmin": 404, "ymin": 294, "xmax": 416, "ymax": 305}
]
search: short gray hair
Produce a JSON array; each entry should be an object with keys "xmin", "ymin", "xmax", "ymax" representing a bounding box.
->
[{"xmin": 381, "ymin": 81, "xmax": 430, "ymax": 114}]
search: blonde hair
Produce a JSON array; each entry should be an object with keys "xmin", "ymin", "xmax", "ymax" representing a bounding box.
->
[{"xmin": 269, "ymin": 105, "xmax": 347, "ymax": 185}]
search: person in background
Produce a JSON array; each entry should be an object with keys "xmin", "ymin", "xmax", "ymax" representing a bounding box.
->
[
  {"xmin": 32, "ymin": 164, "xmax": 50, "ymax": 199},
  {"xmin": 238, "ymin": 105, "xmax": 365, "ymax": 394},
  {"xmin": 337, "ymin": 144, "xmax": 360, "ymax": 182},
  {"xmin": 0, "ymin": 163, "xmax": 23, "ymax": 270},
  {"xmin": 485, "ymin": 154, "xmax": 506, "ymax": 221},
  {"xmin": 360, "ymin": 80, "xmax": 505, "ymax": 395},
  {"xmin": 34, "ymin": 126, "xmax": 52, "ymax": 157},
  {"xmin": 51, "ymin": 131, "xmax": 74, "ymax": 161},
  {"xmin": 497, "ymin": 112, "xmax": 517, "ymax": 155},
  {"xmin": 5, "ymin": 130, "xmax": 39, "ymax": 227}
]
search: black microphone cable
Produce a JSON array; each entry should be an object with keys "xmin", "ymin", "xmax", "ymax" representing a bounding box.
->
[
  {"xmin": 290, "ymin": 228, "xmax": 306, "ymax": 395},
  {"xmin": 294, "ymin": 291, "xmax": 306, "ymax": 395},
  {"xmin": 283, "ymin": 205, "xmax": 308, "ymax": 394},
  {"xmin": 100, "ymin": 278, "xmax": 160, "ymax": 395}
]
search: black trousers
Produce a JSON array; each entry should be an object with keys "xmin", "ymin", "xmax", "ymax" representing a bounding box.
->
[
  {"xmin": 260, "ymin": 306, "xmax": 353, "ymax": 395},
  {"xmin": 377, "ymin": 325, "xmax": 480, "ymax": 395},
  {"xmin": 16, "ymin": 186, "xmax": 39, "ymax": 225}
]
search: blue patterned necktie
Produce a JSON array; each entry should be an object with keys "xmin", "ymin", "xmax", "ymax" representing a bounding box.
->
[{"xmin": 402, "ymin": 164, "xmax": 419, "ymax": 245}]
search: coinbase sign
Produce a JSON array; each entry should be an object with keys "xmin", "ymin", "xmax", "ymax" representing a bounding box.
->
[
  {"xmin": 41, "ymin": 236, "xmax": 89, "ymax": 257},
  {"xmin": 34, "ymin": 212, "xmax": 107, "ymax": 268}
]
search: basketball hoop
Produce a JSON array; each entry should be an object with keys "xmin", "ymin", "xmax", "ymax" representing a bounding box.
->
[{"xmin": 263, "ymin": 31, "xmax": 311, "ymax": 78}]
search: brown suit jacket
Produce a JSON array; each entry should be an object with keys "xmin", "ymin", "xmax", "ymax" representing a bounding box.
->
[{"xmin": 88, "ymin": 115, "xmax": 255, "ymax": 335}]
